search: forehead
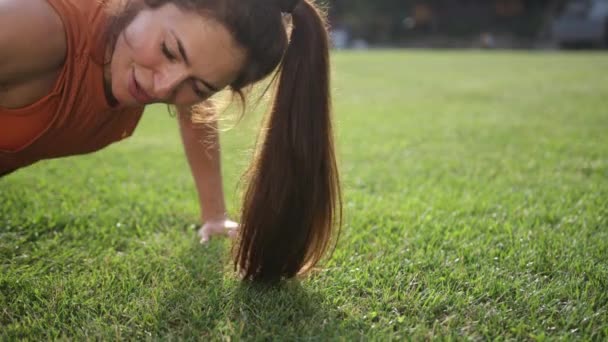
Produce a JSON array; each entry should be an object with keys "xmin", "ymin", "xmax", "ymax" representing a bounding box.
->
[{"xmin": 149, "ymin": 4, "xmax": 246, "ymax": 88}]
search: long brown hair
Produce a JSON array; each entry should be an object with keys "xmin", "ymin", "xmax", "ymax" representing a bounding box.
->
[{"xmin": 107, "ymin": 0, "xmax": 341, "ymax": 282}]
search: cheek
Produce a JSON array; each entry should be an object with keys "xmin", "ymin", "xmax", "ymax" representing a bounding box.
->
[
  {"xmin": 123, "ymin": 23, "xmax": 160, "ymax": 66},
  {"xmin": 110, "ymin": 37, "xmax": 131, "ymax": 90}
]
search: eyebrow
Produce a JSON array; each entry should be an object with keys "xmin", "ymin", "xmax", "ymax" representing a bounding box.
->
[{"xmin": 170, "ymin": 30, "xmax": 221, "ymax": 93}]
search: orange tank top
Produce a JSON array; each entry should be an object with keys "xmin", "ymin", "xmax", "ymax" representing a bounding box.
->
[{"xmin": 0, "ymin": 0, "xmax": 144, "ymax": 176}]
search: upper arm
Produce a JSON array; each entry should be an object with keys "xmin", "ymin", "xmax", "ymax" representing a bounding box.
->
[{"xmin": 0, "ymin": 0, "xmax": 66, "ymax": 84}]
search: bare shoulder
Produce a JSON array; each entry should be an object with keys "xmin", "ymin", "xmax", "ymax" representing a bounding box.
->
[{"xmin": 0, "ymin": 0, "xmax": 67, "ymax": 85}]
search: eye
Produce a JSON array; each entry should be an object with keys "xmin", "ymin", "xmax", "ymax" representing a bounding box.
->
[{"xmin": 161, "ymin": 42, "xmax": 177, "ymax": 62}]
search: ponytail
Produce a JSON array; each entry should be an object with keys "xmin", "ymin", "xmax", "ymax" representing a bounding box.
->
[{"xmin": 235, "ymin": 0, "xmax": 342, "ymax": 282}]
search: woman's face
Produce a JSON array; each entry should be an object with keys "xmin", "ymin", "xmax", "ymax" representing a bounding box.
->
[{"xmin": 108, "ymin": 3, "xmax": 246, "ymax": 107}]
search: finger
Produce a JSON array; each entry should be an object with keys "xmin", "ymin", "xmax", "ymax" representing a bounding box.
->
[
  {"xmin": 224, "ymin": 220, "xmax": 239, "ymax": 229},
  {"xmin": 198, "ymin": 227, "xmax": 210, "ymax": 244},
  {"xmin": 224, "ymin": 220, "xmax": 239, "ymax": 238},
  {"xmin": 227, "ymin": 228, "xmax": 237, "ymax": 239}
]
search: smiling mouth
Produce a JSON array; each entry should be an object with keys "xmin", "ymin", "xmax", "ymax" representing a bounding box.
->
[{"xmin": 129, "ymin": 68, "xmax": 154, "ymax": 104}]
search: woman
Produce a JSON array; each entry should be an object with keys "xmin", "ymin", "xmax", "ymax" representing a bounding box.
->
[{"xmin": 0, "ymin": 0, "xmax": 341, "ymax": 282}]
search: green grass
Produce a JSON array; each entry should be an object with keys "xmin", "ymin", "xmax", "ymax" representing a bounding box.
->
[{"xmin": 1, "ymin": 50, "xmax": 607, "ymax": 340}]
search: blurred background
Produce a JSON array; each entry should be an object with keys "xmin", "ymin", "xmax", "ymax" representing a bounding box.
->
[{"xmin": 326, "ymin": 0, "xmax": 608, "ymax": 49}]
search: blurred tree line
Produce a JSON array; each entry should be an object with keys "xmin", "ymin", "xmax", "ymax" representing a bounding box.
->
[{"xmin": 326, "ymin": 0, "xmax": 570, "ymax": 45}]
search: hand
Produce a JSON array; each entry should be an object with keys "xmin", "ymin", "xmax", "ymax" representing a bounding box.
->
[{"xmin": 197, "ymin": 219, "xmax": 239, "ymax": 244}]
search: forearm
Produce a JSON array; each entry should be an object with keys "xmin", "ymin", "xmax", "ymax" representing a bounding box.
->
[{"xmin": 177, "ymin": 104, "xmax": 226, "ymax": 222}]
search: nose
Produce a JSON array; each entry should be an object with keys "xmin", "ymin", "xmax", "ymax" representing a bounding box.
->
[{"xmin": 153, "ymin": 65, "xmax": 188, "ymax": 101}]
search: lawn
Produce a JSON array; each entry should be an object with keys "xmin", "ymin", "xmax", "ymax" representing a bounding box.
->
[{"xmin": 1, "ymin": 50, "xmax": 607, "ymax": 340}]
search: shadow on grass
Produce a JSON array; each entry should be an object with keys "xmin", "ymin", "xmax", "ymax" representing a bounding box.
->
[
  {"xmin": 154, "ymin": 238, "xmax": 228, "ymax": 335},
  {"xmin": 226, "ymin": 281, "xmax": 332, "ymax": 338},
  {"xmin": 157, "ymin": 237, "xmax": 352, "ymax": 339}
]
